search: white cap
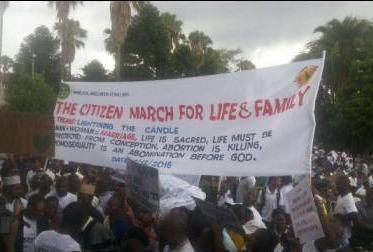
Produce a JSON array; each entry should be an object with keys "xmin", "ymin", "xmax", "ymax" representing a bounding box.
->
[{"xmin": 3, "ymin": 176, "xmax": 21, "ymax": 185}]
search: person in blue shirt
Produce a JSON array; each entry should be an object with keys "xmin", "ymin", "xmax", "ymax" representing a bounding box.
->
[{"xmin": 104, "ymin": 194, "xmax": 132, "ymax": 243}]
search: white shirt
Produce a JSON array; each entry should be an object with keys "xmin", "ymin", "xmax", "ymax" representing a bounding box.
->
[
  {"xmin": 248, "ymin": 206, "xmax": 266, "ymax": 228},
  {"xmin": 280, "ymin": 184, "xmax": 294, "ymax": 214},
  {"xmin": 334, "ymin": 193, "xmax": 358, "ymax": 240},
  {"xmin": 57, "ymin": 193, "xmax": 77, "ymax": 213},
  {"xmin": 355, "ymin": 186, "xmax": 367, "ymax": 197},
  {"xmin": 26, "ymin": 170, "xmax": 37, "ymax": 190},
  {"xmin": 163, "ymin": 239, "xmax": 195, "ymax": 252},
  {"xmin": 97, "ymin": 191, "xmax": 114, "ymax": 216},
  {"xmin": 243, "ymin": 206, "xmax": 267, "ymax": 235},
  {"xmin": 334, "ymin": 192, "xmax": 358, "ymax": 215},
  {"xmin": 222, "ymin": 229, "xmax": 237, "ymax": 252},
  {"xmin": 369, "ymin": 175, "xmax": 373, "ymax": 188},
  {"xmin": 274, "ymin": 243, "xmax": 283, "ymax": 252},
  {"xmin": 34, "ymin": 230, "xmax": 81, "ymax": 252},
  {"xmin": 349, "ymin": 177, "xmax": 357, "ymax": 187},
  {"xmin": 23, "ymin": 216, "xmax": 37, "ymax": 252},
  {"xmin": 302, "ymin": 240, "xmax": 337, "ymax": 252},
  {"xmin": 5, "ymin": 198, "xmax": 28, "ymax": 214},
  {"xmin": 257, "ymin": 187, "xmax": 284, "ymax": 222}
]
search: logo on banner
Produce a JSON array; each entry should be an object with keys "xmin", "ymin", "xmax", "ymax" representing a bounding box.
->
[
  {"xmin": 58, "ymin": 83, "xmax": 70, "ymax": 100},
  {"xmin": 295, "ymin": 65, "xmax": 318, "ymax": 87}
]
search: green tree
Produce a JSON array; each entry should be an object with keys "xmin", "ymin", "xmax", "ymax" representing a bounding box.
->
[
  {"xmin": 104, "ymin": 28, "xmax": 116, "ymax": 55},
  {"xmin": 160, "ymin": 12, "xmax": 183, "ymax": 50},
  {"xmin": 109, "ymin": 1, "xmax": 144, "ymax": 81},
  {"xmin": 5, "ymin": 73, "xmax": 56, "ymax": 114},
  {"xmin": 13, "ymin": 26, "xmax": 60, "ymax": 91},
  {"xmin": 0, "ymin": 1, "xmax": 9, "ymax": 88},
  {"xmin": 48, "ymin": 1, "xmax": 83, "ymax": 80},
  {"xmin": 294, "ymin": 16, "xmax": 373, "ymax": 103},
  {"xmin": 120, "ymin": 3, "xmax": 174, "ymax": 80},
  {"xmin": 173, "ymin": 33, "xmax": 242, "ymax": 77},
  {"xmin": 82, "ymin": 60, "xmax": 107, "ymax": 81},
  {"xmin": 0, "ymin": 55, "xmax": 13, "ymax": 84},
  {"xmin": 294, "ymin": 16, "xmax": 373, "ymax": 154},
  {"xmin": 236, "ymin": 59, "xmax": 256, "ymax": 71},
  {"xmin": 0, "ymin": 1, "xmax": 8, "ymax": 58},
  {"xmin": 54, "ymin": 19, "xmax": 87, "ymax": 80},
  {"xmin": 108, "ymin": 3, "xmax": 254, "ymax": 80}
]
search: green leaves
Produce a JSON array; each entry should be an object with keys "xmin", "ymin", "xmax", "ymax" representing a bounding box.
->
[
  {"xmin": 295, "ymin": 16, "xmax": 373, "ymax": 153},
  {"xmin": 5, "ymin": 74, "xmax": 56, "ymax": 114},
  {"xmin": 105, "ymin": 3, "xmax": 254, "ymax": 81},
  {"xmin": 82, "ymin": 60, "xmax": 107, "ymax": 82},
  {"xmin": 13, "ymin": 26, "xmax": 61, "ymax": 91}
]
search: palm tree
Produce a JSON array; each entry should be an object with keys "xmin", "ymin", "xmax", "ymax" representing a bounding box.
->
[
  {"xmin": 187, "ymin": 31, "xmax": 212, "ymax": 69},
  {"xmin": 160, "ymin": 13, "xmax": 182, "ymax": 50},
  {"xmin": 109, "ymin": 1, "xmax": 144, "ymax": 81},
  {"xmin": 296, "ymin": 16, "xmax": 373, "ymax": 102},
  {"xmin": 188, "ymin": 31, "xmax": 212, "ymax": 54},
  {"xmin": 0, "ymin": 2, "xmax": 8, "ymax": 59},
  {"xmin": 54, "ymin": 19, "xmax": 87, "ymax": 80},
  {"xmin": 104, "ymin": 28, "xmax": 116, "ymax": 55},
  {"xmin": 0, "ymin": 1, "xmax": 8, "ymax": 88},
  {"xmin": 48, "ymin": 1, "xmax": 83, "ymax": 80}
]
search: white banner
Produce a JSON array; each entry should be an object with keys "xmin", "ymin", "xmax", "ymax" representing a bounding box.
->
[
  {"xmin": 54, "ymin": 57, "xmax": 324, "ymax": 176},
  {"xmin": 287, "ymin": 178, "xmax": 324, "ymax": 243}
]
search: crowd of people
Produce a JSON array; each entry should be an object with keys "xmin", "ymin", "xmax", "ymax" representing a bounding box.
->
[{"xmin": 0, "ymin": 148, "xmax": 372, "ymax": 252}]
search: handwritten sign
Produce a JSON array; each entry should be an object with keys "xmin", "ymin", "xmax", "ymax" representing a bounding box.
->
[
  {"xmin": 0, "ymin": 111, "xmax": 54, "ymax": 156},
  {"xmin": 126, "ymin": 159, "xmax": 159, "ymax": 213},
  {"xmin": 287, "ymin": 178, "xmax": 324, "ymax": 243}
]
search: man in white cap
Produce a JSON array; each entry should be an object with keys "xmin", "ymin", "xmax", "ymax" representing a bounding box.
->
[
  {"xmin": 236, "ymin": 176, "xmax": 256, "ymax": 204},
  {"xmin": 2, "ymin": 171, "xmax": 27, "ymax": 216}
]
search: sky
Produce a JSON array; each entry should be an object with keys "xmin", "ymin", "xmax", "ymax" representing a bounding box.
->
[{"xmin": 3, "ymin": 1, "xmax": 373, "ymax": 75}]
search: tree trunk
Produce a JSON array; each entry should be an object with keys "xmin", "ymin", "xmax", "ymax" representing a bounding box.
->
[
  {"xmin": 60, "ymin": 19, "xmax": 65, "ymax": 82},
  {"xmin": 0, "ymin": 14, "xmax": 3, "ymax": 87},
  {"xmin": 68, "ymin": 62, "xmax": 71, "ymax": 81},
  {"xmin": 116, "ymin": 44, "xmax": 120, "ymax": 81}
]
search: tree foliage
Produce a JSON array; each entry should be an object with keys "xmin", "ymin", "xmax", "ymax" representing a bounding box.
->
[
  {"xmin": 13, "ymin": 26, "xmax": 61, "ymax": 91},
  {"xmin": 48, "ymin": 1, "xmax": 83, "ymax": 81},
  {"xmin": 294, "ymin": 16, "xmax": 373, "ymax": 154},
  {"xmin": 54, "ymin": 19, "xmax": 87, "ymax": 80},
  {"xmin": 107, "ymin": 2, "xmax": 252, "ymax": 81},
  {"xmin": 4, "ymin": 73, "xmax": 56, "ymax": 114},
  {"xmin": 81, "ymin": 60, "xmax": 107, "ymax": 81}
]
